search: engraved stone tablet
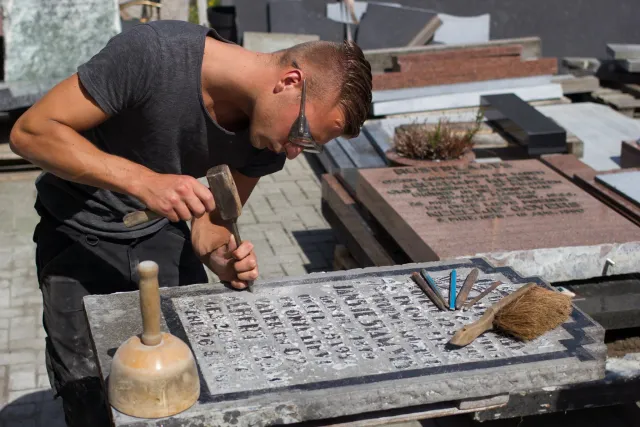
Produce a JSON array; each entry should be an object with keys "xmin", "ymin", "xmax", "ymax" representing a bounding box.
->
[
  {"xmin": 3, "ymin": 0, "xmax": 121, "ymax": 82},
  {"xmin": 356, "ymin": 160, "xmax": 640, "ymax": 282},
  {"xmin": 84, "ymin": 258, "xmax": 606, "ymax": 426}
]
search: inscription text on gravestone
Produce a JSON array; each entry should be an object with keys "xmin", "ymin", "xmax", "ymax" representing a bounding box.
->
[
  {"xmin": 356, "ymin": 159, "xmax": 640, "ymax": 262},
  {"xmin": 173, "ymin": 270, "xmax": 571, "ymax": 397}
]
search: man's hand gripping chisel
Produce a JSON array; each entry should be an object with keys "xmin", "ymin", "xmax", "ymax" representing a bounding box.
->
[
  {"xmin": 123, "ymin": 164, "xmax": 254, "ymax": 292},
  {"xmin": 205, "ymin": 165, "xmax": 254, "ymax": 293}
]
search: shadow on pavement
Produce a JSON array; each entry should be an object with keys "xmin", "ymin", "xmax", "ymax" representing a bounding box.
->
[{"xmin": 0, "ymin": 389, "xmax": 65, "ymax": 427}]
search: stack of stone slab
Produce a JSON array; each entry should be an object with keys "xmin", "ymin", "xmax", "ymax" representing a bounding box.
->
[
  {"xmin": 84, "ymin": 257, "xmax": 607, "ymax": 426},
  {"xmin": 321, "ymin": 158, "xmax": 640, "ymax": 284},
  {"xmin": 369, "ymin": 41, "xmax": 567, "ymax": 116}
]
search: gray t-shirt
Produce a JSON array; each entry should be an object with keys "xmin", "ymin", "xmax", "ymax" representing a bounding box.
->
[{"xmin": 35, "ymin": 20, "xmax": 285, "ymax": 239}]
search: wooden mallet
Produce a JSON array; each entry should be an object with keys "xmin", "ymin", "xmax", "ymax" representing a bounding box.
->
[{"xmin": 108, "ymin": 261, "xmax": 200, "ymax": 418}]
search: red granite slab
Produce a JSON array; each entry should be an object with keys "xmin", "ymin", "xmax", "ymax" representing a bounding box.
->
[
  {"xmin": 355, "ymin": 159, "xmax": 640, "ymax": 262},
  {"xmin": 397, "ymin": 45, "xmax": 523, "ymax": 63},
  {"xmin": 540, "ymin": 154, "xmax": 640, "ymax": 227},
  {"xmin": 373, "ymin": 57, "xmax": 558, "ymax": 91}
]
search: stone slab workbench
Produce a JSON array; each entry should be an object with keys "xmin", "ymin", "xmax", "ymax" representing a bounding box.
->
[{"xmin": 84, "ymin": 258, "xmax": 606, "ymax": 427}]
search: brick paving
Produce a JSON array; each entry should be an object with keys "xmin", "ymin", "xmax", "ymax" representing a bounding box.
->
[{"xmin": 0, "ymin": 154, "xmax": 336, "ymax": 426}]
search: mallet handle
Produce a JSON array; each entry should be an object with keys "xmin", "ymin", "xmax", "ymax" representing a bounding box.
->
[{"xmin": 138, "ymin": 261, "xmax": 162, "ymax": 346}]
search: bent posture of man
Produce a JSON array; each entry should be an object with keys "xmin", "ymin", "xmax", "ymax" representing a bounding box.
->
[{"xmin": 10, "ymin": 20, "xmax": 372, "ymax": 427}]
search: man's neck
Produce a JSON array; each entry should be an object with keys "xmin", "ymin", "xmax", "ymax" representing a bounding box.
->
[{"xmin": 201, "ymin": 37, "xmax": 274, "ymax": 131}]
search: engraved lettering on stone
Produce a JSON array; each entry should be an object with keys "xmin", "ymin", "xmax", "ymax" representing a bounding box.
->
[
  {"xmin": 383, "ymin": 167, "xmax": 585, "ymax": 223},
  {"xmin": 172, "ymin": 269, "xmax": 573, "ymax": 395}
]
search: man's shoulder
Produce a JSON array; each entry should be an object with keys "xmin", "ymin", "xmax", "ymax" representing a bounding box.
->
[{"xmin": 145, "ymin": 20, "xmax": 209, "ymax": 40}]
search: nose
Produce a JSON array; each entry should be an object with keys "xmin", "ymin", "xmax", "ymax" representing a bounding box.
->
[{"xmin": 284, "ymin": 144, "xmax": 303, "ymax": 160}]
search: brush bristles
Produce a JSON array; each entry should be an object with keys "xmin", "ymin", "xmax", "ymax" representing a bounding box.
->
[{"xmin": 493, "ymin": 285, "xmax": 573, "ymax": 341}]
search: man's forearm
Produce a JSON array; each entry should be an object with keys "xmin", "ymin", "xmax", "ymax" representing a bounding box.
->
[{"xmin": 11, "ymin": 115, "xmax": 153, "ymax": 197}]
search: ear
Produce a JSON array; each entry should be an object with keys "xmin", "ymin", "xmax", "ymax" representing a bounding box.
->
[{"xmin": 274, "ymin": 68, "xmax": 303, "ymax": 94}]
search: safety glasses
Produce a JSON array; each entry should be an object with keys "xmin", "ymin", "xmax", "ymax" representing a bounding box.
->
[{"xmin": 287, "ymin": 79, "xmax": 324, "ymax": 154}]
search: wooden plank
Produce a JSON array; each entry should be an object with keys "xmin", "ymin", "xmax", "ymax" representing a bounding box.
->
[{"xmin": 335, "ymin": 134, "xmax": 386, "ymax": 169}]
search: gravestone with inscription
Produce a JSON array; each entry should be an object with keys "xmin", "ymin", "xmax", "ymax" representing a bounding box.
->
[
  {"xmin": 356, "ymin": 160, "xmax": 640, "ymax": 282},
  {"xmin": 1, "ymin": 0, "xmax": 121, "ymax": 108},
  {"xmin": 84, "ymin": 258, "xmax": 606, "ymax": 427}
]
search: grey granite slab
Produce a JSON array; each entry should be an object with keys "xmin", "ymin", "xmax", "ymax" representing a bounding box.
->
[
  {"xmin": 534, "ymin": 102, "xmax": 640, "ymax": 171},
  {"xmin": 2, "ymin": 0, "xmax": 121, "ymax": 83},
  {"xmin": 372, "ymin": 75, "xmax": 554, "ymax": 103},
  {"xmin": 317, "ymin": 138, "xmax": 356, "ymax": 174},
  {"xmin": 335, "ymin": 134, "xmax": 386, "ymax": 168},
  {"xmin": 371, "ymin": 83, "xmax": 563, "ymax": 116},
  {"xmin": 268, "ymin": 0, "xmax": 345, "ymax": 42},
  {"xmin": 595, "ymin": 171, "xmax": 640, "ymax": 207},
  {"xmin": 84, "ymin": 257, "xmax": 606, "ymax": 426},
  {"xmin": 607, "ymin": 43, "xmax": 640, "ymax": 60},
  {"xmin": 356, "ymin": 3, "xmax": 440, "ymax": 50},
  {"xmin": 243, "ymin": 31, "xmax": 320, "ymax": 52},
  {"xmin": 433, "ymin": 13, "xmax": 489, "ymax": 45},
  {"xmin": 619, "ymin": 59, "xmax": 640, "ymax": 73}
]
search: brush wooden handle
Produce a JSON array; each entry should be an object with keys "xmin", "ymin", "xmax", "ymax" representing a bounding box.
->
[
  {"xmin": 138, "ymin": 261, "xmax": 162, "ymax": 346},
  {"xmin": 449, "ymin": 283, "xmax": 536, "ymax": 347}
]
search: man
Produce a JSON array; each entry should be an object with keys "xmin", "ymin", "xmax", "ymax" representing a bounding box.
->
[{"xmin": 10, "ymin": 19, "xmax": 372, "ymax": 427}]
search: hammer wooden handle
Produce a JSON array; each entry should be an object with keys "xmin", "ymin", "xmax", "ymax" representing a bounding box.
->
[
  {"xmin": 124, "ymin": 210, "xmax": 160, "ymax": 228},
  {"xmin": 138, "ymin": 261, "xmax": 162, "ymax": 346}
]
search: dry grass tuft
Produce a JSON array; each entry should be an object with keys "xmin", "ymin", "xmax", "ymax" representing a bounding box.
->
[
  {"xmin": 494, "ymin": 285, "xmax": 573, "ymax": 341},
  {"xmin": 393, "ymin": 111, "xmax": 482, "ymax": 160}
]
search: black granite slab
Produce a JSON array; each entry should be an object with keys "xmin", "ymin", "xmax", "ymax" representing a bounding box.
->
[
  {"xmin": 480, "ymin": 93, "xmax": 567, "ymax": 156},
  {"xmin": 235, "ymin": 0, "xmax": 269, "ymax": 43},
  {"xmin": 84, "ymin": 258, "xmax": 606, "ymax": 427},
  {"xmin": 268, "ymin": 0, "xmax": 345, "ymax": 42},
  {"xmin": 391, "ymin": 0, "xmax": 640, "ymax": 59},
  {"xmin": 356, "ymin": 3, "xmax": 439, "ymax": 50}
]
